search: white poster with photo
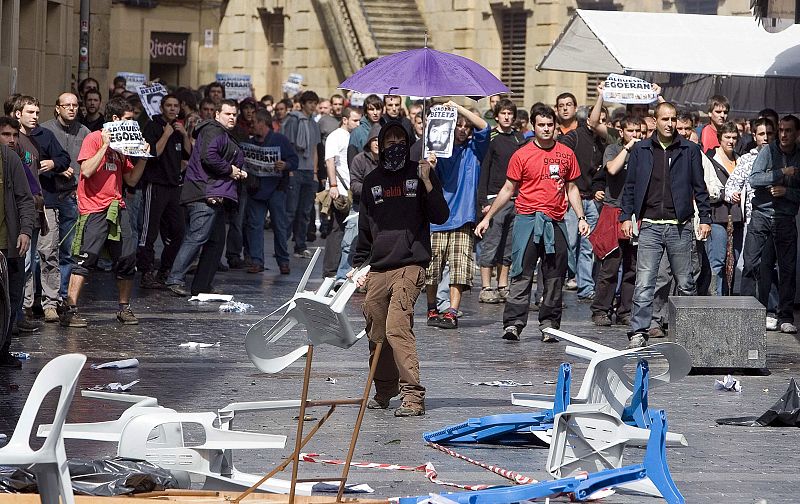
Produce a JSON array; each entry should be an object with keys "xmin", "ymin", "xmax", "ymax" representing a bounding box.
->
[
  {"xmin": 105, "ymin": 121, "xmax": 152, "ymax": 158},
  {"xmin": 118, "ymin": 72, "xmax": 147, "ymax": 93},
  {"xmin": 216, "ymin": 73, "xmax": 252, "ymax": 101},
  {"xmin": 602, "ymin": 74, "xmax": 658, "ymax": 104},
  {"xmin": 136, "ymin": 83, "xmax": 168, "ymax": 118},
  {"xmin": 423, "ymin": 105, "xmax": 457, "ymax": 159},
  {"xmin": 242, "ymin": 143, "xmax": 281, "ymax": 177}
]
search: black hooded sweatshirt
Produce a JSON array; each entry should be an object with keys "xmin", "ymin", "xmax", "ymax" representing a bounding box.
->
[{"xmin": 352, "ymin": 121, "xmax": 449, "ymax": 272}]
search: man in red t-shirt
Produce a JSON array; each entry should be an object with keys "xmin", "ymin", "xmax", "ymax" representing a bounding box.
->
[
  {"xmin": 700, "ymin": 94, "xmax": 730, "ymax": 152},
  {"xmin": 60, "ymin": 97, "xmax": 149, "ymax": 328},
  {"xmin": 476, "ymin": 105, "xmax": 589, "ymax": 342}
]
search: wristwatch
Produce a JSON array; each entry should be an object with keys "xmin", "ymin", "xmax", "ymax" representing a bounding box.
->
[{"xmin": 578, "ymin": 215, "xmax": 587, "ymax": 221}]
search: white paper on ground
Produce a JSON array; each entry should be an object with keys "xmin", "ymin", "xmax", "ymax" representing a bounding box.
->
[
  {"xmin": 188, "ymin": 293, "xmax": 234, "ymax": 302},
  {"xmin": 179, "ymin": 341, "xmax": 221, "ymax": 349},
  {"xmin": 87, "ymin": 380, "xmax": 140, "ymax": 392},
  {"xmin": 467, "ymin": 380, "xmax": 533, "ymax": 387},
  {"xmin": 715, "ymin": 374, "xmax": 742, "ymax": 392},
  {"xmin": 91, "ymin": 358, "xmax": 140, "ymax": 369}
]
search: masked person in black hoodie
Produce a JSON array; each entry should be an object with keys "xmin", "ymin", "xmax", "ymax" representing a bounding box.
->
[{"xmin": 350, "ymin": 120, "xmax": 449, "ymax": 417}]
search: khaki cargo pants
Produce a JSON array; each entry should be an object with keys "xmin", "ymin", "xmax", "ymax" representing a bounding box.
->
[{"xmin": 362, "ymin": 265, "xmax": 426, "ymax": 407}]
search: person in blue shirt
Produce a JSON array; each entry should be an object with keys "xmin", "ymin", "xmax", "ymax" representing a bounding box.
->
[
  {"xmin": 243, "ymin": 109, "xmax": 298, "ymax": 274},
  {"xmin": 425, "ymin": 101, "xmax": 489, "ymax": 329}
]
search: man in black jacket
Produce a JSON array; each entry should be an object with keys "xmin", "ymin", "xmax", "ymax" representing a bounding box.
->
[
  {"xmin": 476, "ymin": 98, "xmax": 526, "ymax": 303},
  {"xmin": 350, "ymin": 121, "xmax": 449, "ymax": 417},
  {"xmin": 0, "ymin": 143, "xmax": 37, "ymax": 368}
]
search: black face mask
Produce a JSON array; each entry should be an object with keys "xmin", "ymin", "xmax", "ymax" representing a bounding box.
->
[{"xmin": 383, "ymin": 143, "xmax": 407, "ymax": 171}]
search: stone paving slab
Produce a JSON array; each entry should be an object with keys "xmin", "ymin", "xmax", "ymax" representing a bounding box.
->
[{"xmin": 1, "ymin": 239, "xmax": 799, "ymax": 503}]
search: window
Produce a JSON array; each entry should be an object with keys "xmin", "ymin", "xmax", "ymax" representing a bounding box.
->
[
  {"xmin": 499, "ymin": 7, "xmax": 527, "ymax": 102},
  {"xmin": 676, "ymin": 0, "xmax": 718, "ymax": 15},
  {"xmin": 585, "ymin": 73, "xmax": 605, "ymax": 103}
]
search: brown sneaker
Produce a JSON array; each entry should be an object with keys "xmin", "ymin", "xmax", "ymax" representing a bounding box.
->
[
  {"xmin": 60, "ymin": 309, "xmax": 88, "ymax": 328},
  {"xmin": 44, "ymin": 308, "xmax": 59, "ymax": 323},
  {"xmin": 140, "ymin": 271, "xmax": 166, "ymax": 289},
  {"xmin": 116, "ymin": 307, "xmax": 139, "ymax": 325},
  {"xmin": 394, "ymin": 403, "xmax": 425, "ymax": 417}
]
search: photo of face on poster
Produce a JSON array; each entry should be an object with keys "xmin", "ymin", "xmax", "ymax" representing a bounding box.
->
[
  {"xmin": 423, "ymin": 105, "xmax": 457, "ymax": 159},
  {"xmin": 136, "ymin": 83, "xmax": 168, "ymax": 119}
]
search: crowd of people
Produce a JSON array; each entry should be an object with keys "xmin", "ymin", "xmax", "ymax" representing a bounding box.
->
[{"xmin": 0, "ymin": 73, "xmax": 795, "ymax": 402}]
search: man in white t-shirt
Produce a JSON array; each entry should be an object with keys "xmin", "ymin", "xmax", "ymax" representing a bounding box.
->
[{"xmin": 323, "ymin": 107, "xmax": 361, "ymax": 277}]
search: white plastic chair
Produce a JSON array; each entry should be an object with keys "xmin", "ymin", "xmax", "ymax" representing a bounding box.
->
[
  {"xmin": 547, "ymin": 406, "xmax": 665, "ymax": 497},
  {"xmin": 0, "ymin": 353, "xmax": 86, "ymax": 504},
  {"xmin": 245, "ymin": 248, "xmax": 370, "ymax": 373}
]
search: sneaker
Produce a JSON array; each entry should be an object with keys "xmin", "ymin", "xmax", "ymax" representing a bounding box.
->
[
  {"xmin": 293, "ymin": 249, "xmax": 312, "ymax": 259},
  {"xmin": 394, "ymin": 403, "xmax": 425, "ymax": 417},
  {"xmin": 577, "ymin": 292, "xmax": 595, "ymax": 302},
  {"xmin": 565, "ymin": 278, "xmax": 578, "ymax": 291},
  {"xmin": 766, "ymin": 315, "xmax": 779, "ymax": 331},
  {"xmin": 647, "ymin": 326, "xmax": 665, "ymax": 339},
  {"xmin": 228, "ymin": 257, "xmax": 246, "ymax": 269},
  {"xmin": 116, "ymin": 307, "xmax": 139, "ymax": 325},
  {"xmin": 478, "ymin": 287, "xmax": 501, "ymax": 304},
  {"xmin": 60, "ymin": 309, "xmax": 88, "ymax": 328},
  {"xmin": 169, "ymin": 284, "xmax": 191, "ymax": 297},
  {"xmin": 17, "ymin": 318, "xmax": 41, "ymax": 333},
  {"xmin": 43, "ymin": 308, "xmax": 59, "ymax": 323},
  {"xmin": 780, "ymin": 322, "xmax": 798, "ymax": 334},
  {"xmin": 279, "ymin": 263, "xmax": 291, "ymax": 275},
  {"xmin": 591, "ymin": 313, "xmax": 612, "ymax": 327},
  {"xmin": 427, "ymin": 309, "xmax": 441, "ymax": 327},
  {"xmin": 247, "ymin": 264, "xmax": 265, "ymax": 274},
  {"xmin": 497, "ymin": 286, "xmax": 509, "ymax": 302},
  {"xmin": 502, "ymin": 325, "xmax": 520, "ymax": 341},
  {"xmin": 628, "ymin": 333, "xmax": 648, "ymax": 348},
  {"xmin": 541, "ymin": 331, "xmax": 559, "ymax": 343},
  {"xmin": 438, "ymin": 309, "xmax": 458, "ymax": 329},
  {"xmin": 530, "ymin": 302, "xmax": 540, "ymax": 312},
  {"xmin": 156, "ymin": 270, "xmax": 169, "ymax": 284},
  {"xmin": 140, "ymin": 271, "xmax": 166, "ymax": 289},
  {"xmin": 0, "ymin": 352, "xmax": 22, "ymax": 369},
  {"xmin": 367, "ymin": 398, "xmax": 390, "ymax": 409},
  {"xmin": 615, "ymin": 314, "xmax": 631, "ymax": 326}
]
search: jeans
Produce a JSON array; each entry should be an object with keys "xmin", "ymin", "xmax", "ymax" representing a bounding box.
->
[
  {"xmin": 335, "ymin": 212, "xmax": 359, "ymax": 280},
  {"xmin": 49, "ymin": 196, "xmax": 78, "ymax": 298},
  {"xmin": 22, "ymin": 229, "xmax": 39, "ymax": 316},
  {"xmin": 245, "ymin": 189, "xmax": 289, "ymax": 267},
  {"xmin": 707, "ymin": 222, "xmax": 744, "ymax": 295},
  {"xmin": 225, "ymin": 184, "xmax": 246, "ymax": 261},
  {"xmin": 286, "ymin": 170, "xmax": 316, "ymax": 253},
  {"xmin": 565, "ymin": 201, "xmax": 598, "ymax": 297},
  {"xmin": 125, "ymin": 188, "xmax": 143, "ymax": 247},
  {"xmin": 631, "ymin": 222, "xmax": 696, "ymax": 335},
  {"xmin": 166, "ymin": 201, "xmax": 223, "ymax": 287},
  {"xmin": 742, "ymin": 212, "xmax": 796, "ymax": 324}
]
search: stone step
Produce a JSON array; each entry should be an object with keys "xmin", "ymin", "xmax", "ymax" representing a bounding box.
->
[{"xmin": 368, "ymin": 20, "xmax": 427, "ymax": 32}]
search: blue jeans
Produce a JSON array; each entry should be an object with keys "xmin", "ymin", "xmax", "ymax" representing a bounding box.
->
[
  {"xmin": 631, "ymin": 222, "xmax": 696, "ymax": 334},
  {"xmin": 286, "ymin": 170, "xmax": 316, "ymax": 253},
  {"xmin": 335, "ymin": 212, "xmax": 359, "ymax": 280},
  {"xmin": 565, "ymin": 201, "xmax": 598, "ymax": 297},
  {"xmin": 166, "ymin": 201, "xmax": 222, "ymax": 287},
  {"xmin": 52, "ymin": 196, "xmax": 78, "ymax": 297},
  {"xmin": 707, "ymin": 222, "xmax": 743, "ymax": 295},
  {"xmin": 245, "ymin": 189, "xmax": 289, "ymax": 267}
]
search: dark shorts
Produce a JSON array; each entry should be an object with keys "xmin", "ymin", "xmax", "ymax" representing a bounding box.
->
[{"xmin": 72, "ymin": 208, "xmax": 136, "ymax": 279}]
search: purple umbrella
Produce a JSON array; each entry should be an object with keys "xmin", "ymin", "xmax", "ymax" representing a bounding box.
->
[{"xmin": 339, "ymin": 47, "xmax": 509, "ymax": 100}]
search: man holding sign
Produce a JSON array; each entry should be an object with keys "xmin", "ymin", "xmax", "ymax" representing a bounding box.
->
[
  {"xmin": 243, "ymin": 109, "xmax": 297, "ymax": 274},
  {"xmin": 61, "ymin": 97, "xmax": 150, "ymax": 328}
]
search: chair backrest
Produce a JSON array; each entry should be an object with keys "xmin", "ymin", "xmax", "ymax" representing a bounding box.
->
[{"xmin": 8, "ymin": 353, "xmax": 86, "ymax": 452}]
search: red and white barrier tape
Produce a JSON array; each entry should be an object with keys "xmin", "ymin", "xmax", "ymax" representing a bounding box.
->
[{"xmin": 425, "ymin": 442, "xmax": 538, "ymax": 485}]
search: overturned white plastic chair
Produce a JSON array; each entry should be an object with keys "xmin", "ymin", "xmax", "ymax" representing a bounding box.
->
[
  {"xmin": 512, "ymin": 328, "xmax": 690, "ymax": 446},
  {"xmin": 0, "ymin": 353, "xmax": 86, "ymax": 504},
  {"xmin": 245, "ymin": 247, "xmax": 370, "ymax": 373},
  {"xmin": 547, "ymin": 406, "xmax": 671, "ymax": 497}
]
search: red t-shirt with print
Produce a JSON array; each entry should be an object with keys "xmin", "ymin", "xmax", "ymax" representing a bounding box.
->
[
  {"xmin": 76, "ymin": 131, "xmax": 133, "ymax": 215},
  {"xmin": 506, "ymin": 140, "xmax": 580, "ymax": 220}
]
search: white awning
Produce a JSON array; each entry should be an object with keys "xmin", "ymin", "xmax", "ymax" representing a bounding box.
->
[{"xmin": 538, "ymin": 10, "xmax": 800, "ymax": 79}]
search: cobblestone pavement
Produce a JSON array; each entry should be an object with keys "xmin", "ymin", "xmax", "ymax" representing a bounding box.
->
[{"xmin": 1, "ymin": 234, "xmax": 798, "ymax": 503}]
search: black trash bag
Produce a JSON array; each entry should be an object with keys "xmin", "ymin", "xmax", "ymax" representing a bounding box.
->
[
  {"xmin": 0, "ymin": 457, "xmax": 180, "ymax": 496},
  {"xmin": 716, "ymin": 378, "xmax": 800, "ymax": 427}
]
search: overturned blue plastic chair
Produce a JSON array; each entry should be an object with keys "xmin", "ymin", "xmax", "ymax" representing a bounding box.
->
[
  {"xmin": 402, "ymin": 409, "xmax": 684, "ymax": 504},
  {"xmin": 423, "ymin": 363, "xmax": 572, "ymax": 444}
]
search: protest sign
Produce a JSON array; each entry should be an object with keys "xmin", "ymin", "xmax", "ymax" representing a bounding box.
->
[
  {"xmin": 602, "ymin": 74, "xmax": 658, "ymax": 104},
  {"xmin": 423, "ymin": 105, "xmax": 457, "ymax": 159},
  {"xmin": 242, "ymin": 143, "xmax": 281, "ymax": 177},
  {"xmin": 105, "ymin": 121, "xmax": 152, "ymax": 158},
  {"xmin": 216, "ymin": 73, "xmax": 252, "ymax": 101},
  {"xmin": 137, "ymin": 83, "xmax": 168, "ymax": 118},
  {"xmin": 117, "ymin": 72, "xmax": 146, "ymax": 93}
]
